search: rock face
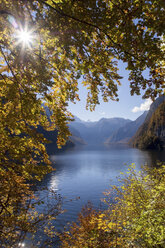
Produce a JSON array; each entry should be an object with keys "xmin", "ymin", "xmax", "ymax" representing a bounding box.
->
[
  {"xmin": 105, "ymin": 111, "xmax": 148, "ymax": 144},
  {"xmin": 131, "ymin": 96, "xmax": 165, "ymax": 150},
  {"xmin": 69, "ymin": 117, "xmax": 131, "ymax": 145}
]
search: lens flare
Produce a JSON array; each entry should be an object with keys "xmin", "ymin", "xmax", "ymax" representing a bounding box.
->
[{"xmin": 8, "ymin": 15, "xmax": 18, "ymax": 29}]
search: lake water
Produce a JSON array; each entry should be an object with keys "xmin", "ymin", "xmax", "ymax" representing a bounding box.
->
[{"xmin": 36, "ymin": 144, "xmax": 165, "ymax": 235}]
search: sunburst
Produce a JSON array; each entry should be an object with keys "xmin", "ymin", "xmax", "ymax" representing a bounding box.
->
[{"xmin": 15, "ymin": 26, "xmax": 35, "ymax": 49}]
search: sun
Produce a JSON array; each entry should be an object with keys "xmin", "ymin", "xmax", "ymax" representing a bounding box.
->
[
  {"xmin": 17, "ymin": 30, "xmax": 32, "ymax": 44},
  {"xmin": 15, "ymin": 27, "xmax": 34, "ymax": 48}
]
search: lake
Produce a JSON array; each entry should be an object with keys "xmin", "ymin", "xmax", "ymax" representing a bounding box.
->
[{"xmin": 35, "ymin": 144, "xmax": 165, "ymax": 235}]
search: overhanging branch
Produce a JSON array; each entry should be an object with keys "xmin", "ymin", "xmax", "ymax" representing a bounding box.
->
[{"xmin": 38, "ymin": 0, "xmax": 139, "ymax": 60}]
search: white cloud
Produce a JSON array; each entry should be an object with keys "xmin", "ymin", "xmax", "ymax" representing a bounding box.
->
[
  {"xmin": 132, "ymin": 99, "xmax": 152, "ymax": 113},
  {"xmin": 100, "ymin": 111, "xmax": 105, "ymax": 115}
]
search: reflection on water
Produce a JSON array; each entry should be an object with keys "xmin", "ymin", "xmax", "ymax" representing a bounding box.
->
[
  {"xmin": 50, "ymin": 176, "xmax": 59, "ymax": 191},
  {"xmin": 36, "ymin": 145, "xmax": 165, "ymax": 234}
]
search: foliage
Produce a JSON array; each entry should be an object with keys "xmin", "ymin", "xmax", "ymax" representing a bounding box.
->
[
  {"xmin": 60, "ymin": 164, "xmax": 165, "ymax": 248},
  {"xmin": 0, "ymin": 0, "xmax": 165, "ymax": 246},
  {"xmin": 60, "ymin": 203, "xmax": 117, "ymax": 248},
  {"xmin": 0, "ymin": 174, "xmax": 61, "ymax": 248}
]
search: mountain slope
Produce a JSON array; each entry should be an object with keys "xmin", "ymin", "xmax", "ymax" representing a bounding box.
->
[
  {"xmin": 131, "ymin": 96, "xmax": 165, "ymax": 149},
  {"xmin": 69, "ymin": 126, "xmax": 86, "ymax": 145},
  {"xmin": 37, "ymin": 107, "xmax": 85, "ymax": 154},
  {"xmin": 105, "ymin": 111, "xmax": 148, "ymax": 144}
]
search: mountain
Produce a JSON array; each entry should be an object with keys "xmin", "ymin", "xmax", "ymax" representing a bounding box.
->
[
  {"xmin": 37, "ymin": 124, "xmax": 85, "ymax": 154},
  {"xmin": 69, "ymin": 117, "xmax": 131, "ymax": 145},
  {"xmin": 131, "ymin": 96, "xmax": 165, "ymax": 150},
  {"xmin": 105, "ymin": 111, "xmax": 148, "ymax": 144},
  {"xmin": 37, "ymin": 126, "xmax": 73, "ymax": 154}
]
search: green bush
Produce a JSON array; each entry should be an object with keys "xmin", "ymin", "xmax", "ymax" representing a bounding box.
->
[{"xmin": 60, "ymin": 164, "xmax": 165, "ymax": 248}]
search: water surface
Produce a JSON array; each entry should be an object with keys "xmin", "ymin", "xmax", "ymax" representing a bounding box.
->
[{"xmin": 37, "ymin": 145, "xmax": 165, "ymax": 231}]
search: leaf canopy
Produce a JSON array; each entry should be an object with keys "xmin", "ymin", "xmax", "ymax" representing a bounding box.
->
[{"xmin": 0, "ymin": 1, "xmax": 165, "ymax": 245}]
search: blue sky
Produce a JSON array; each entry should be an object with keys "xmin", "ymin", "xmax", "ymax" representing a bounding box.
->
[{"xmin": 68, "ymin": 61, "xmax": 152, "ymax": 122}]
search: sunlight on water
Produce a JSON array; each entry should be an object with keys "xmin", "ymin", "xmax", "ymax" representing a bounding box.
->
[{"xmin": 50, "ymin": 175, "xmax": 59, "ymax": 191}]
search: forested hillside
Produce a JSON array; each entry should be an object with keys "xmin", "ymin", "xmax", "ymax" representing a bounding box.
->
[{"xmin": 132, "ymin": 97, "xmax": 165, "ymax": 150}]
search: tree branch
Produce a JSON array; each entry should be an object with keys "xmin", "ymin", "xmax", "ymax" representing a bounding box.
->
[{"xmin": 38, "ymin": 0, "xmax": 141, "ymax": 60}]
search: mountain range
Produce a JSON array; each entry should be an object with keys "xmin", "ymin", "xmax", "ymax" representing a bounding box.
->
[
  {"xmin": 39, "ymin": 96, "xmax": 165, "ymax": 152},
  {"xmin": 69, "ymin": 96, "xmax": 165, "ymax": 149},
  {"xmin": 69, "ymin": 117, "xmax": 131, "ymax": 145}
]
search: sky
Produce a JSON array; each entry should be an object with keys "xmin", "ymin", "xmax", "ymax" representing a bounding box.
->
[{"xmin": 68, "ymin": 61, "xmax": 152, "ymax": 122}]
